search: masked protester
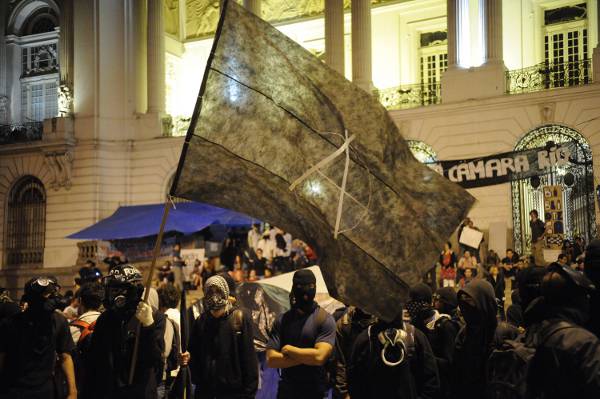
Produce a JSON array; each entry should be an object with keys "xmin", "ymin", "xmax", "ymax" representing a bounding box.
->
[
  {"xmin": 526, "ymin": 264, "xmax": 600, "ymax": 398},
  {"xmin": 185, "ymin": 275, "xmax": 258, "ymax": 399},
  {"xmin": 347, "ymin": 308, "xmax": 440, "ymax": 399},
  {"xmin": 0, "ymin": 277, "xmax": 77, "ymax": 399},
  {"xmin": 452, "ymin": 280, "xmax": 498, "ymax": 399},
  {"xmin": 407, "ymin": 284, "xmax": 460, "ymax": 399},
  {"xmin": 84, "ymin": 264, "xmax": 165, "ymax": 399},
  {"xmin": 266, "ymin": 269, "xmax": 336, "ymax": 399},
  {"xmin": 333, "ymin": 306, "xmax": 376, "ymax": 399}
]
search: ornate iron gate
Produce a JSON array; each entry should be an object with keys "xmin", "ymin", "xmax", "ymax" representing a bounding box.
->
[{"xmin": 511, "ymin": 125, "xmax": 595, "ymax": 255}]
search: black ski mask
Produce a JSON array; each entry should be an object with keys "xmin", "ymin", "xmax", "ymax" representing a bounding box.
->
[{"xmin": 290, "ymin": 269, "xmax": 317, "ymax": 313}]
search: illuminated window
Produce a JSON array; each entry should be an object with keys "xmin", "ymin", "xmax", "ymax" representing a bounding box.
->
[
  {"xmin": 543, "ymin": 3, "xmax": 588, "ymax": 87},
  {"xmin": 419, "ymin": 31, "xmax": 447, "ymax": 104}
]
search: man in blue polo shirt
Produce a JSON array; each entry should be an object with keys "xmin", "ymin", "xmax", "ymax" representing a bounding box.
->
[{"xmin": 266, "ymin": 269, "xmax": 336, "ymax": 399}]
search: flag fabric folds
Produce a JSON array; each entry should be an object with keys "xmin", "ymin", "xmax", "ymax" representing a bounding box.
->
[{"xmin": 171, "ymin": 0, "xmax": 474, "ymax": 321}]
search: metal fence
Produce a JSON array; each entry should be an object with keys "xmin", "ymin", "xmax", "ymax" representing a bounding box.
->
[
  {"xmin": 378, "ymin": 83, "xmax": 442, "ymax": 110},
  {"xmin": 0, "ymin": 122, "xmax": 43, "ymax": 145},
  {"xmin": 506, "ymin": 59, "xmax": 593, "ymax": 94}
]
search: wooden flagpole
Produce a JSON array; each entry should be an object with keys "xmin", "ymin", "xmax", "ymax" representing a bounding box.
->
[{"xmin": 128, "ymin": 201, "xmax": 172, "ymax": 384}]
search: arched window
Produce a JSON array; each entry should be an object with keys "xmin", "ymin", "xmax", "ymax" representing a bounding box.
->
[
  {"xmin": 511, "ymin": 124, "xmax": 595, "ymax": 254},
  {"xmin": 5, "ymin": 176, "xmax": 46, "ymax": 266},
  {"xmin": 407, "ymin": 140, "xmax": 438, "ymax": 164},
  {"xmin": 7, "ymin": 3, "xmax": 60, "ymax": 123}
]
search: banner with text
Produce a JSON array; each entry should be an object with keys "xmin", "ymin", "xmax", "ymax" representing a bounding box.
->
[{"xmin": 428, "ymin": 142, "xmax": 581, "ymax": 189}]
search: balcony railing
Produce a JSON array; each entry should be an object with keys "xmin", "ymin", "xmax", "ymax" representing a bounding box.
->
[
  {"xmin": 506, "ymin": 59, "xmax": 593, "ymax": 94},
  {"xmin": 379, "ymin": 83, "xmax": 442, "ymax": 110},
  {"xmin": 0, "ymin": 122, "xmax": 43, "ymax": 145}
]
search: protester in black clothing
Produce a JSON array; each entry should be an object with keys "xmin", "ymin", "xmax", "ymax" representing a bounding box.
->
[
  {"xmin": 85, "ymin": 264, "xmax": 165, "ymax": 399},
  {"xmin": 433, "ymin": 287, "xmax": 460, "ymax": 320},
  {"xmin": 266, "ymin": 269, "xmax": 336, "ymax": 399},
  {"xmin": 584, "ymin": 239, "xmax": 600, "ymax": 339},
  {"xmin": 406, "ymin": 284, "xmax": 458, "ymax": 399},
  {"xmin": 0, "ymin": 287, "xmax": 20, "ymax": 322},
  {"xmin": 526, "ymin": 263, "xmax": 600, "ymax": 398},
  {"xmin": 485, "ymin": 265, "xmax": 506, "ymax": 318},
  {"xmin": 452, "ymin": 280, "xmax": 498, "ymax": 399},
  {"xmin": 186, "ymin": 275, "xmax": 258, "ymax": 399},
  {"xmin": 347, "ymin": 309, "xmax": 440, "ymax": 399},
  {"xmin": 333, "ymin": 306, "xmax": 376, "ymax": 399},
  {"xmin": 529, "ymin": 210, "xmax": 546, "ymax": 266},
  {"xmin": 0, "ymin": 277, "xmax": 77, "ymax": 399}
]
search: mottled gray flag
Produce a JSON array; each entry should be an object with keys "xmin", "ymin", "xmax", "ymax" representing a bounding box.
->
[{"xmin": 172, "ymin": 0, "xmax": 474, "ymax": 321}]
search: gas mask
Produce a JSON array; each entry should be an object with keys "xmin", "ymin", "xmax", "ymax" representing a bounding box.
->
[
  {"xmin": 24, "ymin": 277, "xmax": 62, "ymax": 314},
  {"xmin": 102, "ymin": 264, "xmax": 144, "ymax": 316}
]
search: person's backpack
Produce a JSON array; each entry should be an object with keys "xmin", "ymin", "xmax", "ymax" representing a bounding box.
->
[
  {"xmin": 70, "ymin": 319, "xmax": 97, "ymax": 348},
  {"xmin": 485, "ymin": 321, "xmax": 576, "ymax": 399}
]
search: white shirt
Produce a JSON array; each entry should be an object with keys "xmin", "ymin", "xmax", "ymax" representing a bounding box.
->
[
  {"xmin": 257, "ymin": 238, "xmax": 276, "ymax": 260},
  {"xmin": 247, "ymin": 229, "xmax": 261, "ymax": 250},
  {"xmin": 70, "ymin": 310, "xmax": 101, "ymax": 343}
]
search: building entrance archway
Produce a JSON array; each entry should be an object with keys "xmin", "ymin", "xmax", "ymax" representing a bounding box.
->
[{"xmin": 511, "ymin": 124, "xmax": 595, "ymax": 255}]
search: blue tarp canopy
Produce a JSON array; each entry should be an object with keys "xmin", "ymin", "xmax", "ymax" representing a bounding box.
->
[{"xmin": 67, "ymin": 202, "xmax": 257, "ymax": 240}]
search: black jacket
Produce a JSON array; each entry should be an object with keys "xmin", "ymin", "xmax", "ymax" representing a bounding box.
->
[
  {"xmin": 527, "ymin": 305, "xmax": 600, "ymax": 398},
  {"xmin": 85, "ymin": 309, "xmax": 165, "ymax": 399},
  {"xmin": 348, "ymin": 322, "xmax": 440, "ymax": 399},
  {"xmin": 333, "ymin": 307, "xmax": 375, "ymax": 399},
  {"xmin": 189, "ymin": 308, "xmax": 258, "ymax": 399},
  {"xmin": 453, "ymin": 280, "xmax": 498, "ymax": 399},
  {"xmin": 421, "ymin": 313, "xmax": 460, "ymax": 399}
]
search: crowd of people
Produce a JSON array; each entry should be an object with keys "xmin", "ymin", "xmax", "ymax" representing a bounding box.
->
[
  {"xmin": 1, "ymin": 211, "xmax": 600, "ymax": 399},
  {"xmin": 158, "ymin": 224, "xmax": 318, "ymax": 289}
]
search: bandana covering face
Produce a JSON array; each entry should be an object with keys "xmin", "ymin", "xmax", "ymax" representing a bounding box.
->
[
  {"xmin": 406, "ymin": 300, "xmax": 432, "ymax": 324},
  {"xmin": 204, "ymin": 275, "xmax": 230, "ymax": 312}
]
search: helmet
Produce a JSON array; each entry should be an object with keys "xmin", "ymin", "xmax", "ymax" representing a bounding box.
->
[
  {"xmin": 23, "ymin": 276, "xmax": 63, "ymax": 313},
  {"xmin": 24, "ymin": 276, "xmax": 60, "ymax": 302},
  {"xmin": 102, "ymin": 264, "xmax": 144, "ymax": 314}
]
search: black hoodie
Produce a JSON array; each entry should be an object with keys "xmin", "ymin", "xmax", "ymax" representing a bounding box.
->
[
  {"xmin": 525, "ymin": 298, "xmax": 600, "ymax": 398},
  {"xmin": 452, "ymin": 280, "xmax": 498, "ymax": 399}
]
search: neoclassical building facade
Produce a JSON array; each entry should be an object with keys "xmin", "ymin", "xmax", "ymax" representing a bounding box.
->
[{"xmin": 0, "ymin": 0, "xmax": 599, "ymax": 293}]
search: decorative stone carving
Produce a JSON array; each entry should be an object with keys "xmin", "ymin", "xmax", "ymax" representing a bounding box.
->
[
  {"xmin": 0, "ymin": 95, "xmax": 9, "ymax": 124},
  {"xmin": 184, "ymin": 0, "xmax": 393, "ymax": 39},
  {"xmin": 165, "ymin": 0, "xmax": 180, "ymax": 36},
  {"xmin": 540, "ymin": 103, "xmax": 555, "ymax": 124},
  {"xmin": 44, "ymin": 151, "xmax": 73, "ymax": 190},
  {"xmin": 58, "ymin": 85, "xmax": 73, "ymax": 116}
]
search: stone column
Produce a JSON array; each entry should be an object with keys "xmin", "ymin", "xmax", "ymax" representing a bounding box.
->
[
  {"xmin": 593, "ymin": 0, "xmax": 600, "ymax": 83},
  {"xmin": 351, "ymin": 0, "xmax": 374, "ymax": 92},
  {"xmin": 147, "ymin": 0, "xmax": 165, "ymax": 114},
  {"xmin": 59, "ymin": 0, "xmax": 74, "ymax": 115},
  {"xmin": 483, "ymin": 0, "xmax": 503, "ymax": 64},
  {"xmin": 325, "ymin": 0, "xmax": 345, "ymax": 75},
  {"xmin": 243, "ymin": 0, "xmax": 261, "ymax": 17},
  {"xmin": 446, "ymin": 0, "xmax": 459, "ymax": 69}
]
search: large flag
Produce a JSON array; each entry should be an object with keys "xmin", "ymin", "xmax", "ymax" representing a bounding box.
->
[{"xmin": 171, "ymin": 0, "xmax": 474, "ymax": 321}]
